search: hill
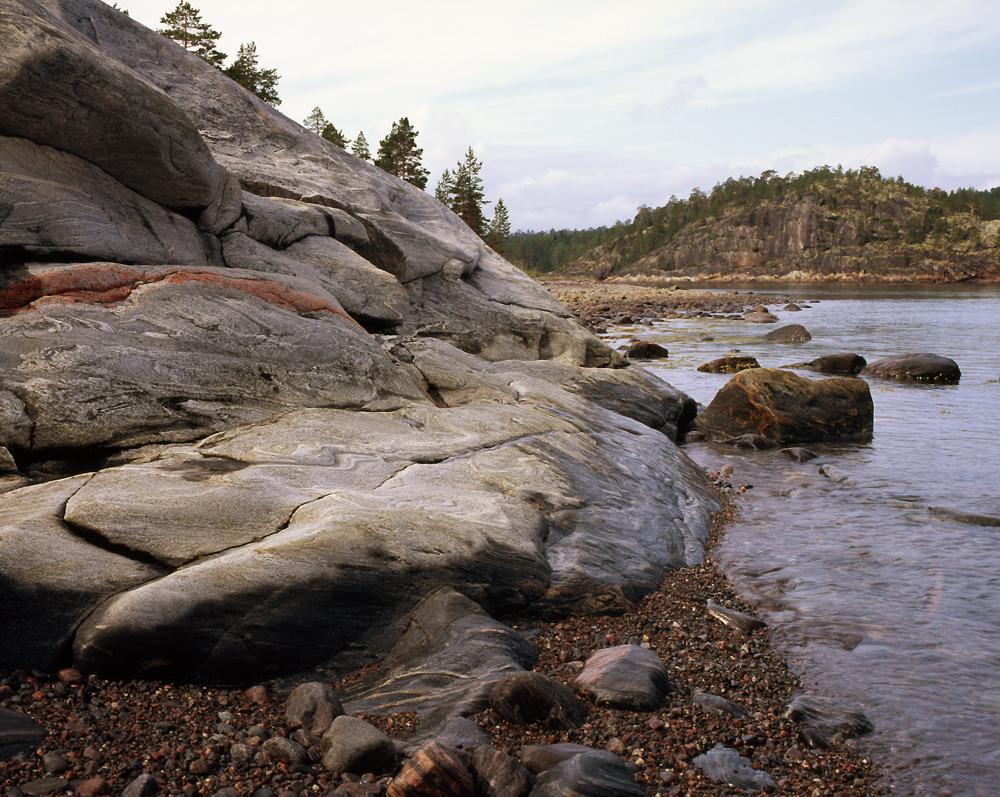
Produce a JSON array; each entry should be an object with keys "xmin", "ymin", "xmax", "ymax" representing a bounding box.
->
[{"xmin": 508, "ymin": 167, "xmax": 1000, "ymax": 282}]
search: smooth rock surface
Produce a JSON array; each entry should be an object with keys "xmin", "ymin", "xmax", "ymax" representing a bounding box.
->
[
  {"xmin": 527, "ymin": 749, "xmax": 645, "ymax": 796},
  {"xmin": 320, "ymin": 716, "xmax": 398, "ymax": 776},
  {"xmin": 693, "ymin": 743, "xmax": 776, "ymax": 791},
  {"xmin": 693, "ymin": 368, "xmax": 874, "ymax": 444},
  {"xmin": 385, "ymin": 741, "xmax": 473, "ymax": 797},
  {"xmin": 0, "ymin": 706, "xmax": 47, "ymax": 760},
  {"xmin": 784, "ymin": 694, "xmax": 874, "ymax": 738},
  {"xmin": 572, "ymin": 645, "xmax": 670, "ymax": 711},
  {"xmin": 285, "ymin": 682, "xmax": 344, "ymax": 736},
  {"xmin": 789, "ymin": 353, "xmax": 867, "ymax": 374}
]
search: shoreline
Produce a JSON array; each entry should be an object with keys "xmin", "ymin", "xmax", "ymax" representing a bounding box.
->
[{"xmin": 0, "ymin": 283, "xmax": 888, "ymax": 795}]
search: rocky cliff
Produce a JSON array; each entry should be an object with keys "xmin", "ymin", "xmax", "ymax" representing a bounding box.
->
[{"xmin": 0, "ymin": 0, "xmax": 718, "ymax": 700}]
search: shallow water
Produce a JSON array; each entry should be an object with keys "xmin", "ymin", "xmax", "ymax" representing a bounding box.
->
[{"xmin": 602, "ymin": 283, "xmax": 1000, "ymax": 796}]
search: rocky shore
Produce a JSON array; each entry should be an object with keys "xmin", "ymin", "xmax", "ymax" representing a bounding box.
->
[{"xmin": 1, "ymin": 486, "xmax": 884, "ymax": 797}]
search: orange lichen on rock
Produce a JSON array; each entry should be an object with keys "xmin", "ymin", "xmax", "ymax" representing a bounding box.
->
[{"xmin": 0, "ymin": 264, "xmax": 354, "ymax": 322}]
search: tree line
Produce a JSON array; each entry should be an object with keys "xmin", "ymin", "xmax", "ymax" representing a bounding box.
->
[{"xmin": 506, "ymin": 166, "xmax": 1000, "ymax": 274}]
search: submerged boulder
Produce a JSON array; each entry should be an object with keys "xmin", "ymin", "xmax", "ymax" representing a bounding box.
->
[
  {"xmin": 697, "ymin": 355, "xmax": 761, "ymax": 374},
  {"xmin": 861, "ymin": 353, "xmax": 961, "ymax": 384},
  {"xmin": 693, "ymin": 368, "xmax": 873, "ymax": 444}
]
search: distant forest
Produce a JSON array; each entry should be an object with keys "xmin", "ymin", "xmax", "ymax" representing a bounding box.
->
[{"xmin": 506, "ymin": 166, "xmax": 1000, "ymax": 276}]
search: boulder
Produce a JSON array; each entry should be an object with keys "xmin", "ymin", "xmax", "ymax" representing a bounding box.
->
[
  {"xmin": 572, "ymin": 645, "xmax": 670, "ymax": 711},
  {"xmin": 386, "ymin": 741, "xmax": 474, "ymax": 797},
  {"xmin": 788, "ymin": 353, "xmax": 867, "ymax": 374},
  {"xmin": 488, "ymin": 672, "xmax": 588, "ymax": 730},
  {"xmin": 784, "ymin": 695, "xmax": 874, "ymax": 739},
  {"xmin": 719, "ymin": 434, "xmax": 779, "ymax": 450},
  {"xmin": 861, "ymin": 353, "xmax": 961, "ymax": 384},
  {"xmin": 696, "ymin": 355, "xmax": 760, "ymax": 374},
  {"xmin": 527, "ymin": 749, "xmax": 645, "ymax": 796},
  {"xmin": 743, "ymin": 306, "xmax": 778, "ymax": 323},
  {"xmin": 781, "ymin": 447, "xmax": 818, "ymax": 462},
  {"xmin": 285, "ymin": 682, "xmax": 344, "ymax": 736},
  {"xmin": 472, "ymin": 746, "xmax": 534, "ymax": 797},
  {"xmin": 762, "ymin": 323, "xmax": 811, "ymax": 342},
  {"xmin": 624, "ymin": 340, "xmax": 669, "ymax": 359},
  {"xmin": 0, "ymin": 706, "xmax": 47, "ymax": 760},
  {"xmin": 692, "ymin": 692, "xmax": 745, "ymax": 718},
  {"xmin": 693, "ymin": 368, "xmax": 874, "ymax": 444},
  {"xmin": 520, "ymin": 743, "xmax": 594, "ymax": 775},
  {"xmin": 320, "ymin": 716, "xmax": 398, "ymax": 776},
  {"xmin": 692, "ymin": 744, "xmax": 776, "ymax": 791}
]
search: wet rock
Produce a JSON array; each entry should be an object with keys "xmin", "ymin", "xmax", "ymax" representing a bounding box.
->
[
  {"xmin": 386, "ymin": 741, "xmax": 473, "ymax": 797},
  {"xmin": 744, "ymin": 306, "xmax": 778, "ymax": 323},
  {"xmin": 784, "ymin": 303, "xmax": 802, "ymax": 311},
  {"xmin": 692, "ymin": 692, "xmax": 746, "ymax": 718},
  {"xmin": 692, "ymin": 743, "xmax": 776, "ymax": 791},
  {"xmin": 861, "ymin": 353, "xmax": 961, "ymax": 384},
  {"xmin": 0, "ymin": 707, "xmax": 46, "ymax": 760},
  {"xmin": 696, "ymin": 355, "xmax": 761, "ymax": 374},
  {"xmin": 320, "ymin": 716, "xmax": 398, "ymax": 776},
  {"xmin": 784, "ymin": 695, "xmax": 874, "ymax": 738},
  {"xmin": 693, "ymin": 368, "xmax": 874, "ymax": 444},
  {"xmin": 572, "ymin": 645, "xmax": 670, "ymax": 711},
  {"xmin": 928, "ymin": 506, "xmax": 1000, "ymax": 527},
  {"xmin": 780, "ymin": 447, "xmax": 818, "ymax": 462},
  {"xmin": 41, "ymin": 753, "xmax": 68, "ymax": 774},
  {"xmin": 625, "ymin": 340, "xmax": 669, "ymax": 360},
  {"xmin": 720, "ymin": 434, "xmax": 779, "ymax": 450},
  {"xmin": 762, "ymin": 323, "xmax": 811, "ymax": 342},
  {"xmin": 489, "ymin": 672, "xmax": 588, "ymax": 730},
  {"xmin": 286, "ymin": 682, "xmax": 344, "ymax": 736},
  {"xmin": 520, "ymin": 743, "xmax": 595, "ymax": 775},
  {"xmin": 706, "ymin": 599, "xmax": 767, "ymax": 636},
  {"xmin": 789, "ymin": 353, "xmax": 867, "ymax": 374},
  {"xmin": 527, "ymin": 749, "xmax": 645, "ymax": 796},
  {"xmin": 472, "ymin": 745, "xmax": 534, "ymax": 796},
  {"xmin": 262, "ymin": 737, "xmax": 308, "ymax": 764}
]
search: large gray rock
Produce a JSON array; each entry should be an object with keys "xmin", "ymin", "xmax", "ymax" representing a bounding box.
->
[
  {"xmin": 320, "ymin": 715, "xmax": 398, "ymax": 776},
  {"xmin": 528, "ymin": 749, "xmax": 645, "ymax": 796},
  {"xmin": 572, "ymin": 645, "xmax": 669, "ymax": 711},
  {"xmin": 861, "ymin": 352, "xmax": 961, "ymax": 384}
]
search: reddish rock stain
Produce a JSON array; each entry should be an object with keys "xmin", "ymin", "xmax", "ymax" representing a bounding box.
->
[{"xmin": 0, "ymin": 264, "xmax": 355, "ymax": 323}]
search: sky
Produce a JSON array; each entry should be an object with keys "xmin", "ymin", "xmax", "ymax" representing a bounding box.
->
[{"xmin": 122, "ymin": 0, "xmax": 1000, "ymax": 232}]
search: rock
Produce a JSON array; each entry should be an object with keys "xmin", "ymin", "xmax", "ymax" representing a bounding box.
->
[
  {"xmin": 784, "ymin": 303, "xmax": 802, "ymax": 311},
  {"xmin": 692, "ymin": 693, "xmax": 746, "ymax": 718},
  {"xmin": 18, "ymin": 779, "xmax": 69, "ymax": 797},
  {"xmin": 743, "ymin": 307, "xmax": 778, "ymax": 323},
  {"xmin": 286, "ymin": 682, "xmax": 345, "ymax": 736},
  {"xmin": 262, "ymin": 737, "xmax": 308, "ymax": 764},
  {"xmin": 385, "ymin": 741, "xmax": 473, "ymax": 797},
  {"xmin": 0, "ymin": 706, "xmax": 46, "ymax": 760},
  {"xmin": 784, "ymin": 695, "xmax": 874, "ymax": 738},
  {"xmin": 572, "ymin": 645, "xmax": 670, "ymax": 711},
  {"xmin": 488, "ymin": 672, "xmax": 588, "ymax": 730},
  {"xmin": 762, "ymin": 323, "xmax": 811, "ymax": 342},
  {"xmin": 693, "ymin": 368, "xmax": 874, "ymax": 444},
  {"xmin": 341, "ymin": 589, "xmax": 536, "ymax": 740},
  {"xmin": 625, "ymin": 341, "xmax": 669, "ymax": 359},
  {"xmin": 706, "ymin": 600, "xmax": 767, "ymax": 636},
  {"xmin": 928, "ymin": 506, "xmax": 1000, "ymax": 527},
  {"xmin": 121, "ymin": 774, "xmax": 159, "ymax": 797},
  {"xmin": 861, "ymin": 353, "xmax": 961, "ymax": 384},
  {"xmin": 719, "ymin": 434, "xmax": 779, "ymax": 450},
  {"xmin": 789, "ymin": 353, "xmax": 867, "ymax": 374},
  {"xmin": 74, "ymin": 777, "xmax": 110, "ymax": 797},
  {"xmin": 696, "ymin": 355, "xmax": 761, "ymax": 374},
  {"xmin": 472, "ymin": 746, "xmax": 534, "ymax": 797},
  {"xmin": 780, "ymin": 447, "xmax": 818, "ymax": 462},
  {"xmin": 320, "ymin": 716, "xmax": 398, "ymax": 776},
  {"xmin": 41, "ymin": 753, "xmax": 68, "ymax": 774},
  {"xmin": 527, "ymin": 749, "xmax": 645, "ymax": 796},
  {"xmin": 692, "ymin": 743, "xmax": 776, "ymax": 791},
  {"xmin": 520, "ymin": 744, "xmax": 594, "ymax": 776}
]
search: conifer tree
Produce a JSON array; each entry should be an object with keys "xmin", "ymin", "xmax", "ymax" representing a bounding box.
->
[
  {"xmin": 223, "ymin": 42, "xmax": 281, "ymax": 105},
  {"xmin": 303, "ymin": 107, "xmax": 328, "ymax": 136},
  {"xmin": 322, "ymin": 124, "xmax": 347, "ymax": 148},
  {"xmin": 158, "ymin": 2, "xmax": 225, "ymax": 67},
  {"xmin": 375, "ymin": 117, "xmax": 429, "ymax": 189},
  {"xmin": 449, "ymin": 147, "xmax": 488, "ymax": 237},
  {"xmin": 486, "ymin": 198, "xmax": 511, "ymax": 254},
  {"xmin": 434, "ymin": 169, "xmax": 455, "ymax": 204},
  {"xmin": 351, "ymin": 132, "xmax": 371, "ymax": 161}
]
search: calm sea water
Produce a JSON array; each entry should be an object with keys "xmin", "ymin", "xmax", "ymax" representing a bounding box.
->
[{"xmin": 602, "ymin": 283, "xmax": 1000, "ymax": 797}]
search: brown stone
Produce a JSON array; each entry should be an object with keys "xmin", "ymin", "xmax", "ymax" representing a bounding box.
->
[
  {"xmin": 697, "ymin": 355, "xmax": 760, "ymax": 374},
  {"xmin": 385, "ymin": 741, "xmax": 473, "ymax": 797},
  {"xmin": 625, "ymin": 340, "xmax": 669, "ymax": 359},
  {"xmin": 489, "ymin": 672, "xmax": 588, "ymax": 730}
]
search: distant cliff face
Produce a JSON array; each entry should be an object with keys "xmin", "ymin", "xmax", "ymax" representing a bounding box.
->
[{"xmin": 566, "ymin": 185, "xmax": 1000, "ymax": 283}]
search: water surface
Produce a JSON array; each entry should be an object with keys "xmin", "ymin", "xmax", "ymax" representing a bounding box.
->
[{"xmin": 603, "ymin": 283, "xmax": 1000, "ymax": 796}]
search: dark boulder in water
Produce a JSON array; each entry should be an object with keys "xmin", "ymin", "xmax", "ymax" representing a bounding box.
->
[
  {"xmin": 625, "ymin": 340, "xmax": 669, "ymax": 359},
  {"xmin": 697, "ymin": 355, "xmax": 760, "ymax": 374},
  {"xmin": 763, "ymin": 323, "xmax": 811, "ymax": 342},
  {"xmin": 788, "ymin": 353, "xmax": 867, "ymax": 374},
  {"xmin": 861, "ymin": 353, "xmax": 961, "ymax": 384}
]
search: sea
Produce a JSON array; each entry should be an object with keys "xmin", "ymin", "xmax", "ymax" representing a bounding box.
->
[{"xmin": 601, "ymin": 282, "xmax": 1000, "ymax": 797}]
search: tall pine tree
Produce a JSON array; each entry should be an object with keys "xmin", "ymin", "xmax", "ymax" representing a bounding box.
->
[
  {"xmin": 158, "ymin": 2, "xmax": 225, "ymax": 67},
  {"xmin": 223, "ymin": 42, "xmax": 281, "ymax": 105},
  {"xmin": 446, "ymin": 147, "xmax": 488, "ymax": 237},
  {"xmin": 322, "ymin": 124, "xmax": 347, "ymax": 148},
  {"xmin": 303, "ymin": 107, "xmax": 328, "ymax": 136},
  {"xmin": 375, "ymin": 117, "xmax": 429, "ymax": 189},
  {"xmin": 486, "ymin": 198, "xmax": 511, "ymax": 254}
]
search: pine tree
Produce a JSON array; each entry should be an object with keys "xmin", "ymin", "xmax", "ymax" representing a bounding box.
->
[
  {"xmin": 486, "ymin": 198, "xmax": 511, "ymax": 254},
  {"xmin": 158, "ymin": 2, "xmax": 225, "ymax": 67},
  {"xmin": 375, "ymin": 117, "xmax": 429, "ymax": 189},
  {"xmin": 223, "ymin": 42, "xmax": 280, "ymax": 105},
  {"xmin": 434, "ymin": 169, "xmax": 455, "ymax": 204},
  {"xmin": 321, "ymin": 124, "xmax": 347, "ymax": 148},
  {"xmin": 303, "ymin": 107, "xmax": 328, "ymax": 136},
  {"xmin": 449, "ymin": 147, "xmax": 488, "ymax": 237},
  {"xmin": 351, "ymin": 132, "xmax": 371, "ymax": 161}
]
